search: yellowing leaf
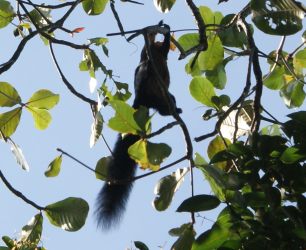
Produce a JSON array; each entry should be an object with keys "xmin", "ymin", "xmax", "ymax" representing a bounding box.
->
[
  {"xmin": 26, "ymin": 89, "xmax": 59, "ymax": 109},
  {"xmin": 26, "ymin": 107, "xmax": 52, "ymax": 130},
  {"xmin": 128, "ymin": 140, "xmax": 171, "ymax": 171},
  {"xmin": 0, "ymin": 107, "xmax": 22, "ymax": 138},
  {"xmin": 0, "ymin": 82, "xmax": 21, "ymax": 107}
]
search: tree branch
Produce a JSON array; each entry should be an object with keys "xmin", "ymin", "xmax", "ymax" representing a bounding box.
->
[{"xmin": 0, "ymin": 169, "xmax": 44, "ymax": 210}]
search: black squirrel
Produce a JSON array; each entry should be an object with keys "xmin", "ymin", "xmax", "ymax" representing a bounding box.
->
[{"xmin": 95, "ymin": 24, "xmax": 181, "ymax": 229}]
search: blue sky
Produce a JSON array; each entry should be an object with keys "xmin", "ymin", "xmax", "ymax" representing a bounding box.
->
[{"xmin": 0, "ymin": 1, "xmax": 305, "ymax": 249}]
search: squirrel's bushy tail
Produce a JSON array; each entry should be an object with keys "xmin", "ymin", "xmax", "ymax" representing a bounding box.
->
[{"xmin": 95, "ymin": 134, "xmax": 139, "ymax": 230}]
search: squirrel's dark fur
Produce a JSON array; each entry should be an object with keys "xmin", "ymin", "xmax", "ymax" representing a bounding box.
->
[{"xmin": 95, "ymin": 24, "xmax": 181, "ymax": 230}]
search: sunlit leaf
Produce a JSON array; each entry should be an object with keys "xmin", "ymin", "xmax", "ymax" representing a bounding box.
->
[
  {"xmin": 26, "ymin": 107, "xmax": 52, "ymax": 130},
  {"xmin": 189, "ymin": 76, "xmax": 217, "ymax": 108},
  {"xmin": 128, "ymin": 140, "xmax": 171, "ymax": 171},
  {"xmin": 90, "ymin": 111, "xmax": 103, "ymax": 148},
  {"xmin": 26, "ymin": 89, "xmax": 59, "ymax": 109},
  {"xmin": 0, "ymin": 0, "xmax": 15, "ymax": 29},
  {"xmin": 21, "ymin": 214, "xmax": 43, "ymax": 245},
  {"xmin": 207, "ymin": 136, "xmax": 231, "ymax": 170},
  {"xmin": 153, "ymin": 0, "xmax": 176, "ymax": 13},
  {"xmin": 177, "ymin": 195, "xmax": 220, "ymax": 212},
  {"xmin": 9, "ymin": 140, "xmax": 30, "ymax": 171},
  {"xmin": 199, "ymin": 6, "xmax": 223, "ymax": 25},
  {"xmin": 153, "ymin": 168, "xmax": 188, "ymax": 211},
  {"xmin": 178, "ymin": 33, "xmax": 199, "ymax": 51},
  {"xmin": 82, "ymin": 0, "xmax": 109, "ymax": 15},
  {"xmin": 0, "ymin": 107, "xmax": 22, "ymax": 138},
  {"xmin": 263, "ymin": 66, "xmax": 286, "ymax": 90},
  {"xmin": 280, "ymin": 146, "xmax": 306, "ymax": 164},
  {"xmin": 198, "ymin": 35, "xmax": 224, "ymax": 71},
  {"xmin": 206, "ymin": 63, "xmax": 227, "ymax": 90},
  {"xmin": 293, "ymin": 48, "xmax": 306, "ymax": 71},
  {"xmin": 251, "ymin": 0, "xmax": 304, "ymax": 35},
  {"xmin": 280, "ymin": 81, "xmax": 306, "ymax": 108},
  {"xmin": 45, "ymin": 155, "xmax": 62, "ymax": 177},
  {"xmin": 88, "ymin": 37, "xmax": 109, "ymax": 46},
  {"xmin": 45, "ymin": 197, "xmax": 89, "ymax": 231},
  {"xmin": 0, "ymin": 82, "xmax": 21, "ymax": 107},
  {"xmin": 108, "ymin": 100, "xmax": 141, "ymax": 134}
]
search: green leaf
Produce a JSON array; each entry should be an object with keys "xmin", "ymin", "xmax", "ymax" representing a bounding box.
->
[
  {"xmin": 177, "ymin": 195, "xmax": 220, "ymax": 212},
  {"xmin": 199, "ymin": 6, "xmax": 223, "ymax": 25},
  {"xmin": 263, "ymin": 66, "xmax": 286, "ymax": 90},
  {"xmin": 207, "ymin": 136, "xmax": 231, "ymax": 170},
  {"xmin": 128, "ymin": 140, "xmax": 171, "ymax": 171},
  {"xmin": 26, "ymin": 107, "xmax": 52, "ymax": 130},
  {"xmin": 219, "ymin": 14, "xmax": 249, "ymax": 48},
  {"xmin": 9, "ymin": 140, "xmax": 30, "ymax": 171},
  {"xmin": 21, "ymin": 214, "xmax": 43, "ymax": 245},
  {"xmin": 153, "ymin": 168, "xmax": 188, "ymax": 211},
  {"xmin": 251, "ymin": 0, "xmax": 304, "ymax": 35},
  {"xmin": 280, "ymin": 81, "xmax": 305, "ymax": 108},
  {"xmin": 28, "ymin": 8, "xmax": 51, "ymax": 28},
  {"xmin": 153, "ymin": 0, "xmax": 176, "ymax": 13},
  {"xmin": 95, "ymin": 156, "xmax": 111, "ymax": 181},
  {"xmin": 0, "ymin": 82, "xmax": 21, "ymax": 107},
  {"xmin": 189, "ymin": 76, "xmax": 216, "ymax": 107},
  {"xmin": 134, "ymin": 241, "xmax": 149, "ymax": 250},
  {"xmin": 194, "ymin": 152, "xmax": 208, "ymax": 167},
  {"xmin": 198, "ymin": 35, "xmax": 224, "ymax": 71},
  {"xmin": 0, "ymin": 0, "xmax": 14, "ymax": 29},
  {"xmin": 293, "ymin": 48, "xmax": 306, "ymax": 71},
  {"xmin": 0, "ymin": 107, "xmax": 22, "ymax": 138},
  {"xmin": 26, "ymin": 89, "xmax": 59, "ymax": 109},
  {"xmin": 2, "ymin": 236, "xmax": 15, "ymax": 248},
  {"xmin": 280, "ymin": 146, "xmax": 306, "ymax": 164},
  {"xmin": 90, "ymin": 111, "xmax": 103, "ymax": 148},
  {"xmin": 82, "ymin": 0, "xmax": 109, "ymax": 15},
  {"xmin": 198, "ymin": 164, "xmax": 226, "ymax": 201},
  {"xmin": 206, "ymin": 63, "xmax": 227, "ymax": 90},
  {"xmin": 170, "ymin": 224, "xmax": 195, "ymax": 250},
  {"xmin": 88, "ymin": 37, "xmax": 108, "ymax": 46},
  {"xmin": 192, "ymin": 225, "xmax": 229, "ymax": 250},
  {"xmin": 113, "ymin": 81, "xmax": 132, "ymax": 102},
  {"xmin": 45, "ymin": 155, "xmax": 62, "ymax": 177},
  {"xmin": 108, "ymin": 100, "xmax": 142, "ymax": 134},
  {"xmin": 45, "ymin": 197, "xmax": 89, "ymax": 231},
  {"xmin": 178, "ymin": 33, "xmax": 199, "ymax": 51}
]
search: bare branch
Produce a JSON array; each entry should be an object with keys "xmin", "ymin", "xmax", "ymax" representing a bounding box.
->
[{"xmin": 0, "ymin": 169, "xmax": 44, "ymax": 210}]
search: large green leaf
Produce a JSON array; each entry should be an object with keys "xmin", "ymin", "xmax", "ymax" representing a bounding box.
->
[
  {"xmin": 0, "ymin": 82, "xmax": 21, "ymax": 107},
  {"xmin": 45, "ymin": 155, "xmax": 62, "ymax": 177},
  {"xmin": 153, "ymin": 168, "xmax": 188, "ymax": 211},
  {"xmin": 26, "ymin": 107, "xmax": 52, "ymax": 130},
  {"xmin": 192, "ymin": 225, "xmax": 230, "ymax": 250},
  {"xmin": 108, "ymin": 100, "xmax": 141, "ymax": 134},
  {"xmin": 21, "ymin": 214, "xmax": 43, "ymax": 245},
  {"xmin": 153, "ymin": 0, "xmax": 176, "ymax": 13},
  {"xmin": 251, "ymin": 0, "xmax": 304, "ymax": 35},
  {"xmin": 26, "ymin": 89, "xmax": 59, "ymax": 109},
  {"xmin": 178, "ymin": 33, "xmax": 199, "ymax": 52},
  {"xmin": 0, "ymin": 0, "xmax": 14, "ymax": 29},
  {"xmin": 82, "ymin": 0, "xmax": 109, "ymax": 15},
  {"xmin": 45, "ymin": 197, "xmax": 89, "ymax": 231},
  {"xmin": 189, "ymin": 76, "xmax": 217, "ymax": 108},
  {"xmin": 198, "ymin": 35, "xmax": 224, "ymax": 71},
  {"xmin": 0, "ymin": 107, "xmax": 22, "ymax": 137},
  {"xmin": 128, "ymin": 140, "xmax": 171, "ymax": 171},
  {"xmin": 280, "ymin": 146, "xmax": 306, "ymax": 164},
  {"xmin": 280, "ymin": 81, "xmax": 305, "ymax": 108},
  {"xmin": 206, "ymin": 63, "xmax": 227, "ymax": 90},
  {"xmin": 199, "ymin": 6, "xmax": 223, "ymax": 25},
  {"xmin": 207, "ymin": 136, "xmax": 231, "ymax": 170},
  {"xmin": 263, "ymin": 66, "xmax": 286, "ymax": 90},
  {"xmin": 177, "ymin": 195, "xmax": 220, "ymax": 212}
]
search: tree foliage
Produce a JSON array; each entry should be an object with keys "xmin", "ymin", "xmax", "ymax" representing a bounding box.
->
[{"xmin": 0, "ymin": 0, "xmax": 305, "ymax": 249}]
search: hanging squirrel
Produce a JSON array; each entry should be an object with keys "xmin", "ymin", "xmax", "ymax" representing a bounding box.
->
[{"xmin": 95, "ymin": 23, "xmax": 181, "ymax": 230}]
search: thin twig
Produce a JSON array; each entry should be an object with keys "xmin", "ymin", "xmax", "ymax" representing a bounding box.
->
[
  {"xmin": 110, "ymin": 0, "xmax": 126, "ymax": 38},
  {"xmin": 49, "ymin": 42, "xmax": 97, "ymax": 107},
  {"xmin": 0, "ymin": 170, "xmax": 44, "ymax": 210},
  {"xmin": 146, "ymin": 121, "xmax": 179, "ymax": 139}
]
